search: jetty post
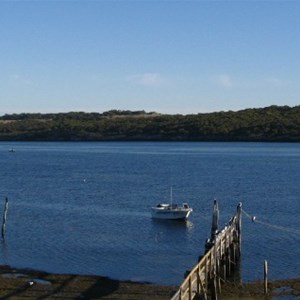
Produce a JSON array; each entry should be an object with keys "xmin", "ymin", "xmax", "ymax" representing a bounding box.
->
[
  {"xmin": 205, "ymin": 200, "xmax": 219, "ymax": 253},
  {"xmin": 237, "ymin": 202, "xmax": 242, "ymax": 257},
  {"xmin": 264, "ymin": 260, "xmax": 268, "ymax": 295},
  {"xmin": 1, "ymin": 197, "xmax": 9, "ymax": 240},
  {"xmin": 211, "ymin": 199, "xmax": 219, "ymax": 241},
  {"xmin": 171, "ymin": 201, "xmax": 242, "ymax": 300}
]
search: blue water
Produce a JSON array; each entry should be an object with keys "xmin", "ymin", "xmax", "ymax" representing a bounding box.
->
[{"xmin": 0, "ymin": 142, "xmax": 299, "ymax": 285}]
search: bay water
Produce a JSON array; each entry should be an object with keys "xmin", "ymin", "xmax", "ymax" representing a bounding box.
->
[{"xmin": 0, "ymin": 142, "xmax": 299, "ymax": 285}]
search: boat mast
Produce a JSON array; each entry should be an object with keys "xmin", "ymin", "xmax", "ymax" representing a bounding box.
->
[{"xmin": 170, "ymin": 186, "xmax": 173, "ymax": 206}]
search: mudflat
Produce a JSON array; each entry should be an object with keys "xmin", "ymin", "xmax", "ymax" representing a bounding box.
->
[
  {"xmin": 0, "ymin": 265, "xmax": 177, "ymax": 299},
  {"xmin": 1, "ymin": 265, "xmax": 299, "ymax": 299}
]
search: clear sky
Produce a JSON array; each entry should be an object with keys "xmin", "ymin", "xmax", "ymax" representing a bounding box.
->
[{"xmin": 1, "ymin": 0, "xmax": 300, "ymax": 115}]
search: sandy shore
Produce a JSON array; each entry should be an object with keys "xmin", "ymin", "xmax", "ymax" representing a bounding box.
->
[{"xmin": 0, "ymin": 265, "xmax": 299, "ymax": 299}]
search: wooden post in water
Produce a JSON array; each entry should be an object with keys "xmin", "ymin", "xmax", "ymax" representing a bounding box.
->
[
  {"xmin": 206, "ymin": 199, "xmax": 220, "ymax": 253},
  {"xmin": 211, "ymin": 199, "xmax": 219, "ymax": 241},
  {"xmin": 1, "ymin": 197, "xmax": 9, "ymax": 239},
  {"xmin": 264, "ymin": 260, "xmax": 268, "ymax": 295},
  {"xmin": 236, "ymin": 202, "xmax": 242, "ymax": 257},
  {"xmin": 210, "ymin": 223, "xmax": 219, "ymax": 300}
]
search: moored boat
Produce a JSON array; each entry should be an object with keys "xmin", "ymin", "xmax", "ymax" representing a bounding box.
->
[
  {"xmin": 151, "ymin": 187, "xmax": 193, "ymax": 220},
  {"xmin": 151, "ymin": 203, "xmax": 193, "ymax": 220}
]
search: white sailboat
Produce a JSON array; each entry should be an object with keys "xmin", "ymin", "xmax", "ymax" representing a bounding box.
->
[{"xmin": 151, "ymin": 187, "xmax": 193, "ymax": 220}]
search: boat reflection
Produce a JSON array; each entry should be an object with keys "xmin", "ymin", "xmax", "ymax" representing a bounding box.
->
[
  {"xmin": 151, "ymin": 218, "xmax": 195, "ymax": 242},
  {"xmin": 151, "ymin": 218, "xmax": 194, "ymax": 229}
]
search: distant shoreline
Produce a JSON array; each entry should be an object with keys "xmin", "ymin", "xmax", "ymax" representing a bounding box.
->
[{"xmin": 1, "ymin": 105, "xmax": 300, "ymax": 142}]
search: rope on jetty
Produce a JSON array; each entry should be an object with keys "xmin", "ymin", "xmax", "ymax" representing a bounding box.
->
[{"xmin": 242, "ymin": 208, "xmax": 300, "ymax": 236}]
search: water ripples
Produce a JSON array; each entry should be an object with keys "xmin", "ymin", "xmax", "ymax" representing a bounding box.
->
[{"xmin": 0, "ymin": 142, "xmax": 299, "ymax": 285}]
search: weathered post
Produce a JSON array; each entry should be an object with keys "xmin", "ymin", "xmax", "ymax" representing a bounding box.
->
[
  {"xmin": 205, "ymin": 200, "xmax": 220, "ymax": 253},
  {"xmin": 264, "ymin": 260, "xmax": 268, "ymax": 295},
  {"xmin": 1, "ymin": 197, "xmax": 9, "ymax": 239},
  {"xmin": 236, "ymin": 202, "xmax": 242, "ymax": 256},
  {"xmin": 211, "ymin": 199, "xmax": 219, "ymax": 241},
  {"xmin": 208, "ymin": 200, "xmax": 220, "ymax": 300}
]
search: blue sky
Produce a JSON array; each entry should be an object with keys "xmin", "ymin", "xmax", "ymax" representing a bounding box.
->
[{"xmin": 1, "ymin": 1, "xmax": 300, "ymax": 115}]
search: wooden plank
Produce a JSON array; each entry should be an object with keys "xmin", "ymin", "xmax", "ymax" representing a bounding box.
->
[
  {"xmin": 198, "ymin": 272, "xmax": 208, "ymax": 300},
  {"xmin": 189, "ymin": 277, "xmax": 192, "ymax": 300}
]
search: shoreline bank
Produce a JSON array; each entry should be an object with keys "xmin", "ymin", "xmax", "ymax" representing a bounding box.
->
[
  {"xmin": 0, "ymin": 265, "xmax": 299, "ymax": 299},
  {"xmin": 220, "ymin": 278, "xmax": 300, "ymax": 299},
  {"xmin": 0, "ymin": 265, "xmax": 177, "ymax": 299}
]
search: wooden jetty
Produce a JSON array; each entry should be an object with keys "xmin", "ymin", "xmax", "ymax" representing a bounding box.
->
[{"xmin": 171, "ymin": 201, "xmax": 242, "ymax": 300}]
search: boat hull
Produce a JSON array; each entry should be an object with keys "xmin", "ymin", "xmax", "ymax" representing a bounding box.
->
[{"xmin": 151, "ymin": 207, "xmax": 192, "ymax": 220}]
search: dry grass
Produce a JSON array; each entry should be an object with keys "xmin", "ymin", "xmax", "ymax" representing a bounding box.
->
[{"xmin": 220, "ymin": 278, "xmax": 300, "ymax": 299}]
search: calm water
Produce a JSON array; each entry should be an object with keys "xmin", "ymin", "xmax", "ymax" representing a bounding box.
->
[{"xmin": 0, "ymin": 142, "xmax": 299, "ymax": 285}]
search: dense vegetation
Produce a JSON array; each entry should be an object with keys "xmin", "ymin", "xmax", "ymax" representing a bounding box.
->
[{"xmin": 0, "ymin": 106, "xmax": 300, "ymax": 142}]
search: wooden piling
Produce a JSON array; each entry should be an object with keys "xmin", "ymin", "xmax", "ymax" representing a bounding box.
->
[
  {"xmin": 211, "ymin": 200, "xmax": 219, "ymax": 241},
  {"xmin": 1, "ymin": 197, "xmax": 8, "ymax": 240},
  {"xmin": 237, "ymin": 202, "xmax": 242, "ymax": 257},
  {"xmin": 264, "ymin": 260, "xmax": 268, "ymax": 295}
]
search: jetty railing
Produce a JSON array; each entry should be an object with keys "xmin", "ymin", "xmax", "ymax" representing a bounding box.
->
[{"xmin": 171, "ymin": 202, "xmax": 242, "ymax": 300}]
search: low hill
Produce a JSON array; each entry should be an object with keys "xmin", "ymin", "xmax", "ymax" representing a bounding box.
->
[{"xmin": 0, "ymin": 106, "xmax": 300, "ymax": 142}]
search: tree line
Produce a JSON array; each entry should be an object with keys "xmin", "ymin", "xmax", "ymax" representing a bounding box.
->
[{"xmin": 0, "ymin": 105, "xmax": 299, "ymax": 142}]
